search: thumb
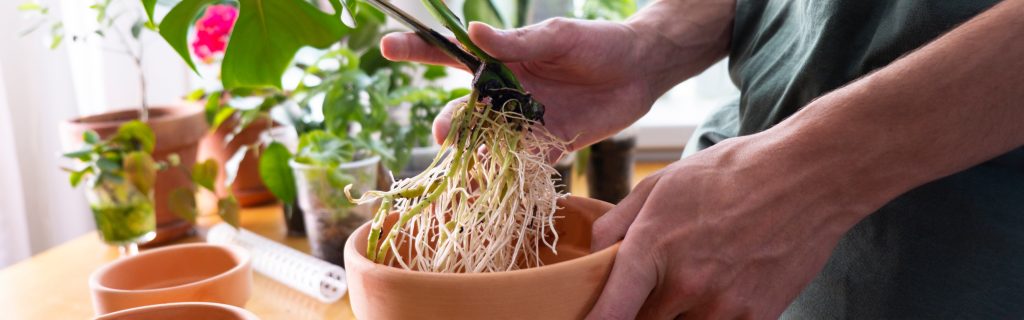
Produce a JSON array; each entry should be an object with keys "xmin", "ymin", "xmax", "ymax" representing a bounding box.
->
[
  {"xmin": 432, "ymin": 96, "xmax": 467, "ymax": 145},
  {"xmin": 591, "ymin": 174, "xmax": 660, "ymax": 252},
  {"xmin": 468, "ymin": 19, "xmax": 572, "ymax": 62}
]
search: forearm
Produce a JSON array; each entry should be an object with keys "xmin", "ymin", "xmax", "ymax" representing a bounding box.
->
[
  {"xmin": 759, "ymin": 0, "xmax": 1024, "ymax": 220},
  {"xmin": 626, "ymin": 0, "xmax": 735, "ymax": 97}
]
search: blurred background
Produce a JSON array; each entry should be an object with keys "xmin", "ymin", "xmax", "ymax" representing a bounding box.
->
[{"xmin": 0, "ymin": 0, "xmax": 737, "ymax": 268}]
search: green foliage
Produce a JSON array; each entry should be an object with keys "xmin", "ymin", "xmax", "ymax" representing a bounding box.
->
[
  {"xmin": 154, "ymin": 0, "xmax": 349, "ymax": 89},
  {"xmin": 218, "ymin": 195, "xmax": 241, "ymax": 228},
  {"xmin": 62, "ymin": 120, "xmax": 158, "ymax": 191},
  {"xmin": 463, "ymin": 0, "xmax": 506, "ymax": 28},
  {"xmin": 294, "ymin": 131, "xmax": 355, "ymax": 167},
  {"xmin": 259, "ymin": 142, "xmax": 297, "ymax": 204},
  {"xmin": 123, "ymin": 151, "xmax": 157, "ymax": 194},
  {"xmin": 168, "ymin": 188, "xmax": 198, "ymax": 222},
  {"xmin": 191, "ymin": 159, "xmax": 219, "ymax": 191},
  {"xmin": 579, "ymin": 0, "xmax": 637, "ymax": 21}
]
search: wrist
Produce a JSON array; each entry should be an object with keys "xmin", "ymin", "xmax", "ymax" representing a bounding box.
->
[{"xmin": 625, "ymin": 0, "xmax": 735, "ymax": 96}]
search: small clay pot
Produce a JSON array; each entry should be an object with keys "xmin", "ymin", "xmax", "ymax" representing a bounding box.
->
[
  {"xmin": 92, "ymin": 302, "xmax": 258, "ymax": 320},
  {"xmin": 61, "ymin": 105, "xmax": 208, "ymax": 246},
  {"xmin": 344, "ymin": 196, "xmax": 620, "ymax": 320},
  {"xmin": 198, "ymin": 115, "xmax": 275, "ymax": 207},
  {"xmin": 89, "ymin": 244, "xmax": 252, "ymax": 315}
]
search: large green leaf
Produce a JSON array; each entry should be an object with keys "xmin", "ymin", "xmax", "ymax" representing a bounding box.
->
[
  {"xmin": 221, "ymin": 0, "xmax": 348, "ymax": 89},
  {"xmin": 157, "ymin": 0, "xmax": 218, "ymax": 73},
  {"xmin": 259, "ymin": 142, "xmax": 296, "ymax": 204},
  {"xmin": 463, "ymin": 0, "xmax": 505, "ymax": 28}
]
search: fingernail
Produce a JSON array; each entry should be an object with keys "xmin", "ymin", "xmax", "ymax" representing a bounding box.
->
[{"xmin": 380, "ymin": 33, "xmax": 407, "ymax": 60}]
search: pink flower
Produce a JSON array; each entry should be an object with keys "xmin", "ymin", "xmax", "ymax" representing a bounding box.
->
[{"xmin": 191, "ymin": 4, "xmax": 238, "ymax": 63}]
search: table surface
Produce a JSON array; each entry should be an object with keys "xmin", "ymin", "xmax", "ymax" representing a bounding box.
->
[{"xmin": 0, "ymin": 162, "xmax": 666, "ymax": 319}]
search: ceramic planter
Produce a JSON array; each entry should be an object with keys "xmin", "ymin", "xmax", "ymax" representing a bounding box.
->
[
  {"xmin": 88, "ymin": 244, "xmax": 252, "ymax": 315},
  {"xmin": 198, "ymin": 115, "xmax": 275, "ymax": 207},
  {"xmin": 92, "ymin": 302, "xmax": 258, "ymax": 320},
  {"xmin": 344, "ymin": 196, "xmax": 620, "ymax": 320},
  {"xmin": 292, "ymin": 156, "xmax": 380, "ymax": 266},
  {"xmin": 61, "ymin": 105, "xmax": 207, "ymax": 246}
]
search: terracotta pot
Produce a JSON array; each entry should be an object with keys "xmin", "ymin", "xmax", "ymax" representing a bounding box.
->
[
  {"xmin": 344, "ymin": 196, "xmax": 620, "ymax": 320},
  {"xmin": 89, "ymin": 244, "xmax": 253, "ymax": 315},
  {"xmin": 198, "ymin": 115, "xmax": 275, "ymax": 207},
  {"xmin": 92, "ymin": 302, "xmax": 258, "ymax": 320},
  {"xmin": 61, "ymin": 105, "xmax": 207, "ymax": 246}
]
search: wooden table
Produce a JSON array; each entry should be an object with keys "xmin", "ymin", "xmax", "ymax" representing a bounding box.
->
[{"xmin": 0, "ymin": 162, "xmax": 668, "ymax": 319}]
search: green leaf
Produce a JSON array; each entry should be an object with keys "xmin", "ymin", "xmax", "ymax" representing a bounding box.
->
[
  {"xmin": 63, "ymin": 148, "xmax": 93, "ymax": 160},
  {"xmin": 346, "ymin": 3, "xmax": 385, "ymax": 51},
  {"xmin": 220, "ymin": 0, "xmax": 348, "ymax": 89},
  {"xmin": 141, "ymin": 0, "xmax": 157, "ymax": 24},
  {"xmin": 169, "ymin": 188, "xmax": 198, "ymax": 223},
  {"xmin": 463, "ymin": 0, "xmax": 506, "ymax": 28},
  {"xmin": 218, "ymin": 195, "xmax": 241, "ymax": 228},
  {"xmin": 130, "ymin": 19, "xmax": 145, "ymax": 39},
  {"xmin": 123, "ymin": 151, "xmax": 157, "ymax": 194},
  {"xmin": 203, "ymin": 91, "xmax": 222, "ymax": 125},
  {"xmin": 223, "ymin": 145, "xmax": 248, "ymax": 187},
  {"xmin": 424, "ymin": 65, "xmax": 448, "ymax": 80},
  {"xmin": 191, "ymin": 159, "xmax": 218, "ymax": 191},
  {"xmin": 157, "ymin": 0, "xmax": 218, "ymax": 73},
  {"xmin": 83, "ymin": 130, "xmax": 100, "ymax": 144},
  {"xmin": 186, "ymin": 88, "xmax": 206, "ymax": 102},
  {"xmin": 295, "ymin": 130, "xmax": 354, "ymax": 166},
  {"xmin": 259, "ymin": 142, "xmax": 297, "ymax": 204},
  {"xmin": 69, "ymin": 167, "xmax": 92, "ymax": 187},
  {"xmin": 96, "ymin": 157, "xmax": 121, "ymax": 172},
  {"xmin": 114, "ymin": 120, "xmax": 156, "ymax": 153}
]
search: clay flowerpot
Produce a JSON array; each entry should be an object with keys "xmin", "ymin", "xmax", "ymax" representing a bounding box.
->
[
  {"xmin": 89, "ymin": 243, "xmax": 252, "ymax": 315},
  {"xmin": 344, "ymin": 196, "xmax": 620, "ymax": 320},
  {"xmin": 198, "ymin": 115, "xmax": 275, "ymax": 207},
  {"xmin": 61, "ymin": 105, "xmax": 208, "ymax": 246},
  {"xmin": 92, "ymin": 302, "xmax": 258, "ymax": 320}
]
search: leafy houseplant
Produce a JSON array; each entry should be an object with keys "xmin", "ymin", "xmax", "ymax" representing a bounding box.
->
[
  {"xmin": 63, "ymin": 120, "xmax": 237, "ymax": 256},
  {"xmin": 21, "ymin": 0, "xmax": 215, "ymax": 245}
]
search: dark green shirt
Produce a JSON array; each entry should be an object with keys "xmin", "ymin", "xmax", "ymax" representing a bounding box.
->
[{"xmin": 687, "ymin": 0, "xmax": 1024, "ymax": 318}]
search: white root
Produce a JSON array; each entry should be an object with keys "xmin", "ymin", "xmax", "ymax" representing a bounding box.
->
[{"xmin": 347, "ymin": 99, "xmax": 569, "ymax": 273}]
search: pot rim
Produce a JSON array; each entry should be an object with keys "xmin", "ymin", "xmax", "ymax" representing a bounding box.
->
[
  {"xmin": 344, "ymin": 195, "xmax": 621, "ymax": 279},
  {"xmin": 92, "ymin": 302, "xmax": 258, "ymax": 320},
  {"xmin": 88, "ymin": 243, "xmax": 251, "ymax": 294},
  {"xmin": 288, "ymin": 155, "xmax": 381, "ymax": 171},
  {"xmin": 66, "ymin": 104, "xmax": 202, "ymax": 127}
]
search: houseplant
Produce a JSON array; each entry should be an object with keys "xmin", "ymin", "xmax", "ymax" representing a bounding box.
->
[
  {"xmin": 62, "ymin": 120, "xmax": 238, "ymax": 255},
  {"xmin": 22, "ymin": 0, "xmax": 211, "ymax": 245}
]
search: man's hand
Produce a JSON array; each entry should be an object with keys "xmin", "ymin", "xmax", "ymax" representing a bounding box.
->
[
  {"xmin": 586, "ymin": 134, "xmax": 869, "ymax": 319},
  {"xmin": 382, "ymin": 19, "xmax": 655, "ymax": 152},
  {"xmin": 380, "ymin": 0, "xmax": 734, "ymax": 153}
]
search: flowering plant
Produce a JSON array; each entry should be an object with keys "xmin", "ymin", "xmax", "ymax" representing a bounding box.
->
[{"xmin": 191, "ymin": 4, "xmax": 238, "ymax": 63}]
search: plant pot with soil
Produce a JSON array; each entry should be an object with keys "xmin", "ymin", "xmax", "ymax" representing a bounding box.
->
[{"xmin": 344, "ymin": 196, "xmax": 618, "ymax": 319}]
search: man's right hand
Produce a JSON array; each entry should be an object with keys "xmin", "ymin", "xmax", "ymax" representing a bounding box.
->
[{"xmin": 381, "ymin": 19, "xmax": 658, "ymax": 152}]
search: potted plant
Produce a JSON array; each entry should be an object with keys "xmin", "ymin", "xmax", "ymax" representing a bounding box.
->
[
  {"xmin": 334, "ymin": 0, "xmax": 632, "ymax": 318},
  {"xmin": 21, "ymin": 0, "xmax": 210, "ymax": 245},
  {"xmin": 61, "ymin": 120, "xmax": 239, "ymax": 255}
]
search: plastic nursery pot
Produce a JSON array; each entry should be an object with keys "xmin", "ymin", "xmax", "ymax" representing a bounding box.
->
[
  {"xmin": 344, "ymin": 196, "xmax": 620, "ymax": 320},
  {"xmin": 291, "ymin": 156, "xmax": 380, "ymax": 267},
  {"xmin": 92, "ymin": 302, "xmax": 258, "ymax": 320},
  {"xmin": 586, "ymin": 134, "xmax": 636, "ymax": 204},
  {"xmin": 61, "ymin": 105, "xmax": 208, "ymax": 246},
  {"xmin": 84, "ymin": 177, "xmax": 156, "ymax": 251},
  {"xmin": 89, "ymin": 244, "xmax": 252, "ymax": 315}
]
